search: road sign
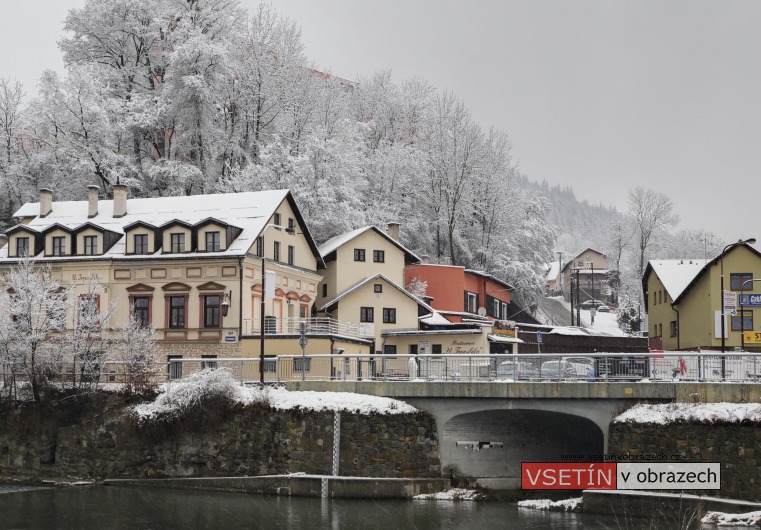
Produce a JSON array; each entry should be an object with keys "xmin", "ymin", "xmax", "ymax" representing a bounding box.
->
[
  {"xmin": 298, "ymin": 336, "xmax": 308, "ymax": 348},
  {"xmin": 536, "ymin": 331, "xmax": 543, "ymax": 344},
  {"xmin": 744, "ymin": 332, "xmax": 761, "ymax": 344},
  {"xmin": 723, "ymin": 291, "xmax": 737, "ymax": 312}
]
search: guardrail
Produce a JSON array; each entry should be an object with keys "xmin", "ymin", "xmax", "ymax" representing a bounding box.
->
[{"xmin": 165, "ymin": 352, "xmax": 761, "ymax": 384}]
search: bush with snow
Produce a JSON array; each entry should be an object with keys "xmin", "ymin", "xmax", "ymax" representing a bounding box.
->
[
  {"xmin": 132, "ymin": 370, "xmax": 418, "ymax": 426},
  {"xmin": 132, "ymin": 369, "xmax": 265, "ymax": 425},
  {"xmin": 413, "ymin": 488, "xmax": 485, "ymax": 501},
  {"xmin": 615, "ymin": 403, "xmax": 761, "ymax": 425}
]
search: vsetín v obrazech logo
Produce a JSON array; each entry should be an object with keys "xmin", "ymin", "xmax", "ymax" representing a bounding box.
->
[{"xmin": 521, "ymin": 462, "xmax": 720, "ymax": 490}]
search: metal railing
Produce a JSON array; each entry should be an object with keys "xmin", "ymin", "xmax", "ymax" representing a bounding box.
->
[
  {"xmin": 241, "ymin": 317, "xmax": 373, "ymax": 338},
  {"xmin": 164, "ymin": 352, "xmax": 761, "ymax": 384}
]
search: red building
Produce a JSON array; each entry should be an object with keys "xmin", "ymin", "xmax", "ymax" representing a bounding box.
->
[{"xmin": 404, "ymin": 264, "xmax": 513, "ymax": 323}]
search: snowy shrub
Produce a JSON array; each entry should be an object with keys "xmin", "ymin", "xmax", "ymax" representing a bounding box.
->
[{"xmin": 132, "ymin": 369, "xmax": 265, "ymax": 426}]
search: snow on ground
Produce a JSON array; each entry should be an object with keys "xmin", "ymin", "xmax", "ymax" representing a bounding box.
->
[
  {"xmin": 702, "ymin": 510, "xmax": 761, "ymax": 526},
  {"xmin": 133, "ymin": 369, "xmax": 418, "ymax": 423},
  {"xmin": 413, "ymin": 488, "xmax": 485, "ymax": 501},
  {"xmin": 518, "ymin": 497, "xmax": 583, "ymax": 512},
  {"xmin": 547, "ymin": 296, "xmax": 626, "ymax": 336},
  {"xmin": 615, "ymin": 403, "xmax": 761, "ymax": 425}
]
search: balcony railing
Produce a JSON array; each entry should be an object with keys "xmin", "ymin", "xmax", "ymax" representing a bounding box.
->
[{"xmin": 241, "ymin": 317, "xmax": 373, "ymax": 339}]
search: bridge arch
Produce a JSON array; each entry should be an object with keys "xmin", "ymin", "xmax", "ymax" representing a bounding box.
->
[{"xmin": 441, "ymin": 409, "xmax": 604, "ymax": 486}]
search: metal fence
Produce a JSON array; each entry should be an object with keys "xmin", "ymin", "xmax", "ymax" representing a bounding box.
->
[
  {"xmin": 241, "ymin": 317, "xmax": 372, "ymax": 338},
  {"xmin": 165, "ymin": 352, "xmax": 761, "ymax": 384}
]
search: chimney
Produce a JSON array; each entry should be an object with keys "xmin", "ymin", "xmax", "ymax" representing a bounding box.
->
[
  {"xmin": 113, "ymin": 184, "xmax": 128, "ymax": 218},
  {"xmin": 388, "ymin": 222, "xmax": 400, "ymax": 242},
  {"xmin": 87, "ymin": 185, "xmax": 99, "ymax": 218},
  {"xmin": 39, "ymin": 188, "xmax": 53, "ymax": 217}
]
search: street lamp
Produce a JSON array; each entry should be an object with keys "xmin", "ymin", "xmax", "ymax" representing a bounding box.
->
[
  {"xmin": 259, "ymin": 223, "xmax": 295, "ymax": 384},
  {"xmin": 740, "ymin": 278, "xmax": 761, "ymax": 352},
  {"xmin": 220, "ymin": 290, "xmax": 232, "ymax": 317}
]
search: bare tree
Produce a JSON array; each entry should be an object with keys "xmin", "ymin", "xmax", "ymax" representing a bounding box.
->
[{"xmin": 627, "ymin": 187, "xmax": 680, "ymax": 281}]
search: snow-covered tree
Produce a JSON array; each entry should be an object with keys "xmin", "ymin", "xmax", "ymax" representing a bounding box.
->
[
  {"xmin": 110, "ymin": 306, "xmax": 159, "ymax": 395},
  {"xmin": 0, "ymin": 259, "xmax": 74, "ymax": 401}
]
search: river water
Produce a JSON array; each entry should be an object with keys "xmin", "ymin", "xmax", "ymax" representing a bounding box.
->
[{"xmin": 0, "ymin": 485, "xmax": 709, "ymax": 529}]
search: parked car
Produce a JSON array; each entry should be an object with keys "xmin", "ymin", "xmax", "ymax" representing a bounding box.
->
[
  {"xmin": 496, "ymin": 361, "xmax": 539, "ymax": 380},
  {"xmin": 596, "ymin": 304, "xmax": 611, "ymax": 313},
  {"xmin": 540, "ymin": 360, "xmax": 577, "ymax": 379},
  {"xmin": 562, "ymin": 356, "xmax": 595, "ymax": 379},
  {"xmin": 580, "ymin": 299, "xmax": 605, "ymax": 310}
]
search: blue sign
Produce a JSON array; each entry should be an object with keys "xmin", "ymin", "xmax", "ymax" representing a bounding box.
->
[
  {"xmin": 739, "ymin": 294, "xmax": 761, "ymax": 307},
  {"xmin": 224, "ymin": 336, "xmax": 237, "ymax": 342},
  {"xmin": 536, "ymin": 331, "xmax": 543, "ymax": 344}
]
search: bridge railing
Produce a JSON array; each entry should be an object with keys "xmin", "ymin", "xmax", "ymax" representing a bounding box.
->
[{"xmin": 164, "ymin": 352, "xmax": 761, "ymax": 384}]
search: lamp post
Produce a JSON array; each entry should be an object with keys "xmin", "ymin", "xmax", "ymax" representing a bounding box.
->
[
  {"xmin": 259, "ymin": 223, "xmax": 295, "ymax": 384},
  {"xmin": 740, "ymin": 278, "xmax": 761, "ymax": 352},
  {"xmin": 719, "ymin": 238, "xmax": 756, "ymax": 380}
]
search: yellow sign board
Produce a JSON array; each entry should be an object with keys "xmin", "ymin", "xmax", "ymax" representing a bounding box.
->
[{"xmin": 744, "ymin": 332, "xmax": 761, "ymax": 344}]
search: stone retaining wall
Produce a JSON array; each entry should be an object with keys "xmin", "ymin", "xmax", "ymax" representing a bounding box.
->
[
  {"xmin": 0, "ymin": 394, "xmax": 440, "ymax": 482},
  {"xmin": 609, "ymin": 421, "xmax": 761, "ymax": 501}
]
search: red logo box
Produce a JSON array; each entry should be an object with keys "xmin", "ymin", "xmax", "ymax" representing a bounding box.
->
[{"xmin": 522, "ymin": 462, "xmax": 617, "ymax": 490}]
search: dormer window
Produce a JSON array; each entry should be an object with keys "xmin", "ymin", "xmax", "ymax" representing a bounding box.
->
[
  {"xmin": 83, "ymin": 235, "xmax": 97, "ymax": 255},
  {"xmin": 206, "ymin": 231, "xmax": 220, "ymax": 252},
  {"xmin": 16, "ymin": 237, "xmax": 29, "ymax": 257},
  {"xmin": 52, "ymin": 237, "xmax": 65, "ymax": 256},
  {"xmin": 170, "ymin": 233, "xmax": 185, "ymax": 253},
  {"xmin": 134, "ymin": 234, "xmax": 148, "ymax": 254}
]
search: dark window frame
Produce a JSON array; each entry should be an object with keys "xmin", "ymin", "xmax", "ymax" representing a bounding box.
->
[
  {"xmin": 132, "ymin": 296, "xmax": 151, "ymax": 327},
  {"xmin": 274, "ymin": 241, "xmax": 281, "ymax": 262},
  {"xmin": 205, "ymin": 231, "xmax": 221, "ymax": 252},
  {"xmin": 83, "ymin": 235, "xmax": 97, "ymax": 256},
  {"xmin": 16, "ymin": 237, "xmax": 29, "ymax": 257},
  {"xmin": 373, "ymin": 250, "xmax": 385, "ymax": 263},
  {"xmin": 52, "ymin": 236, "xmax": 65, "ymax": 256},
  {"xmin": 287, "ymin": 245, "xmax": 294, "ymax": 265},
  {"xmin": 731, "ymin": 273, "xmax": 754, "ymax": 291},
  {"xmin": 354, "ymin": 248, "xmax": 366, "ymax": 262},
  {"xmin": 360, "ymin": 306, "xmax": 374, "ymax": 323},
  {"xmin": 169, "ymin": 296, "xmax": 186, "ymax": 329},
  {"xmin": 374, "ymin": 284, "xmax": 383, "ymax": 294},
  {"xmin": 383, "ymin": 344, "xmax": 397, "ymax": 355},
  {"xmin": 382, "ymin": 307, "xmax": 396, "ymax": 324},
  {"xmin": 134, "ymin": 233, "xmax": 149, "ymax": 254},
  {"xmin": 170, "ymin": 232, "xmax": 185, "ymax": 253},
  {"xmin": 203, "ymin": 294, "xmax": 221, "ymax": 328},
  {"xmin": 731, "ymin": 310, "xmax": 753, "ymax": 332}
]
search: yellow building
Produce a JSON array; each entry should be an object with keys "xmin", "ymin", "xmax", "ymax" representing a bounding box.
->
[{"xmin": 643, "ymin": 242, "xmax": 761, "ymax": 351}]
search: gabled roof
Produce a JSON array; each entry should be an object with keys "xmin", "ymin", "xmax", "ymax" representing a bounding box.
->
[
  {"xmin": 318, "ymin": 226, "xmax": 420, "ymax": 264},
  {"xmin": 560, "ymin": 247, "xmax": 608, "ymax": 273},
  {"xmin": 670, "ymin": 243, "xmax": 761, "ymax": 305},
  {"xmin": 643, "ymin": 259, "xmax": 708, "ymax": 304},
  {"xmin": 319, "ymin": 273, "xmax": 434, "ymax": 313},
  {"xmin": 123, "ymin": 220, "xmax": 158, "ymax": 231},
  {"xmin": 4, "ymin": 224, "xmax": 39, "ymax": 236},
  {"xmin": 40, "ymin": 223, "xmax": 75, "ymax": 236}
]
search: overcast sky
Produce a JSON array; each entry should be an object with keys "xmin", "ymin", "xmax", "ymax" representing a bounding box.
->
[{"xmin": 1, "ymin": 1, "xmax": 759, "ymax": 242}]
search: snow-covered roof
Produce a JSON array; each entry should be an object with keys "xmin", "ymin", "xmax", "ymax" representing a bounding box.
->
[
  {"xmin": 319, "ymin": 273, "xmax": 435, "ymax": 313},
  {"xmin": 647, "ymin": 259, "xmax": 708, "ymax": 301},
  {"xmin": 464, "ymin": 269, "xmax": 514, "ymax": 291},
  {"xmin": 546, "ymin": 262, "xmax": 560, "ymax": 281},
  {"xmin": 419, "ymin": 311, "xmax": 456, "ymax": 325},
  {"xmin": 3, "ymin": 190, "xmax": 323, "ymax": 265},
  {"xmin": 318, "ymin": 226, "xmax": 420, "ymax": 264}
]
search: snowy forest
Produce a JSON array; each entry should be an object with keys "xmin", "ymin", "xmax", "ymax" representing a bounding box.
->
[{"xmin": 0, "ymin": 0, "xmax": 720, "ymax": 311}]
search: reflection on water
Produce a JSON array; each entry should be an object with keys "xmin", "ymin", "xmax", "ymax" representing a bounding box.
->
[{"xmin": 0, "ymin": 485, "xmax": 698, "ymax": 530}]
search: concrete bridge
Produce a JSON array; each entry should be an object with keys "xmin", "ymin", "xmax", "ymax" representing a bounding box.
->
[{"xmin": 286, "ymin": 380, "xmax": 761, "ymax": 489}]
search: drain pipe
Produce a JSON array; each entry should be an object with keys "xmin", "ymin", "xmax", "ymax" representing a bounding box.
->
[{"xmin": 671, "ymin": 303, "xmax": 680, "ymax": 351}]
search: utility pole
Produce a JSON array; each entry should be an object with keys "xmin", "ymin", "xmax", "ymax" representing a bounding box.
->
[{"xmin": 557, "ymin": 251, "xmax": 563, "ymax": 295}]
